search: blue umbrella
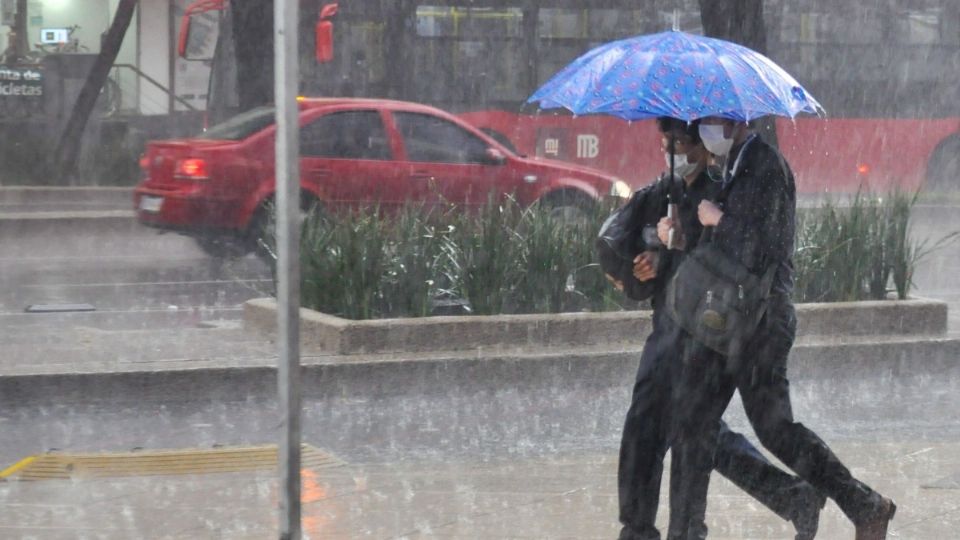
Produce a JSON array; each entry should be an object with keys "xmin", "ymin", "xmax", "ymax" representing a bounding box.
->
[{"xmin": 527, "ymin": 30, "xmax": 824, "ymax": 122}]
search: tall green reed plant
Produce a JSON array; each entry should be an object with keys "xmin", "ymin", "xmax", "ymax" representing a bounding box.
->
[
  {"xmin": 560, "ymin": 197, "xmax": 633, "ymax": 313},
  {"xmin": 291, "ymin": 189, "xmax": 948, "ymax": 319},
  {"xmin": 886, "ymin": 190, "xmax": 958, "ymax": 299},
  {"xmin": 300, "ymin": 208, "xmax": 389, "ymax": 320},
  {"xmin": 380, "ymin": 205, "xmax": 454, "ymax": 318},
  {"xmin": 794, "ymin": 190, "xmax": 955, "ymax": 302},
  {"xmin": 512, "ymin": 204, "xmax": 580, "ymax": 313},
  {"xmin": 441, "ymin": 197, "xmax": 523, "ymax": 315}
]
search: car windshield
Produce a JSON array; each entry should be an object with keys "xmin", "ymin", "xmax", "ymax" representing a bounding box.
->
[{"xmin": 198, "ymin": 106, "xmax": 276, "ymax": 140}]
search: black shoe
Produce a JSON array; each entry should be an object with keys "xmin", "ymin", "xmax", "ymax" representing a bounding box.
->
[
  {"xmin": 618, "ymin": 525, "xmax": 661, "ymax": 540},
  {"xmin": 790, "ymin": 484, "xmax": 827, "ymax": 540},
  {"xmin": 855, "ymin": 496, "xmax": 896, "ymax": 540}
]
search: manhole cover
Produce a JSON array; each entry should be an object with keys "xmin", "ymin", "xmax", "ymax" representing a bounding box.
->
[
  {"xmin": 0, "ymin": 444, "xmax": 343, "ymax": 481},
  {"xmin": 25, "ymin": 303, "xmax": 96, "ymax": 313}
]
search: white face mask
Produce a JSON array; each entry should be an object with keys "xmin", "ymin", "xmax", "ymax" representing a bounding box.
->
[
  {"xmin": 699, "ymin": 124, "xmax": 734, "ymax": 156},
  {"xmin": 664, "ymin": 152, "xmax": 699, "ymax": 178}
]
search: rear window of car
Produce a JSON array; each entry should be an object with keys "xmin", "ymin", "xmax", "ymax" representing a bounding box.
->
[{"xmin": 199, "ymin": 106, "xmax": 276, "ymax": 140}]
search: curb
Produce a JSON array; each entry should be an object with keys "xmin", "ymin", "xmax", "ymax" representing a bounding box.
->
[
  {"xmin": 1, "ymin": 335, "xmax": 958, "ymax": 461},
  {"xmin": 0, "ymin": 186, "xmax": 133, "ymax": 203},
  {"xmin": 243, "ymin": 297, "xmax": 948, "ymax": 356},
  {"xmin": 0, "ymin": 187, "xmax": 135, "ymax": 226},
  {"xmin": 2, "ymin": 333, "xmax": 958, "ymax": 406},
  {"xmin": 0, "ymin": 212, "xmax": 141, "ymax": 238},
  {"xmin": 0, "ymin": 210, "xmax": 136, "ymax": 221}
]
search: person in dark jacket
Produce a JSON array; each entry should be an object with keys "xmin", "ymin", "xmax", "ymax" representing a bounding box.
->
[
  {"xmin": 665, "ymin": 116, "xmax": 897, "ymax": 540},
  {"xmin": 608, "ymin": 118, "xmax": 824, "ymax": 540}
]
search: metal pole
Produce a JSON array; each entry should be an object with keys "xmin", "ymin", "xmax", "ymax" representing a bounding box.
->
[
  {"xmin": 275, "ymin": 0, "xmax": 301, "ymax": 538},
  {"xmin": 168, "ymin": 0, "xmax": 175, "ymax": 114}
]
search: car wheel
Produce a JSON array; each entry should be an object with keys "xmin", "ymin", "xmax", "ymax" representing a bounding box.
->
[
  {"xmin": 245, "ymin": 194, "xmax": 326, "ymax": 263},
  {"xmin": 926, "ymin": 135, "xmax": 960, "ymax": 192},
  {"xmin": 538, "ymin": 190, "xmax": 597, "ymax": 226}
]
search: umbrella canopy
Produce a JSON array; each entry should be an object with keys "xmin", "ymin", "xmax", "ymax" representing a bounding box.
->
[{"xmin": 527, "ymin": 30, "xmax": 824, "ymax": 122}]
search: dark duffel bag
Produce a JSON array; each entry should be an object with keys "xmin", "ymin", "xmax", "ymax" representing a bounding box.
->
[{"xmin": 665, "ymin": 241, "xmax": 777, "ymax": 359}]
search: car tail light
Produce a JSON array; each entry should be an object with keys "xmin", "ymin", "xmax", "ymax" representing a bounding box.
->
[
  {"xmin": 138, "ymin": 154, "xmax": 149, "ymax": 179},
  {"xmin": 175, "ymin": 158, "xmax": 209, "ymax": 179}
]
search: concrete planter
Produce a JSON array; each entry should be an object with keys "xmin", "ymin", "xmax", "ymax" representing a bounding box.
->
[{"xmin": 244, "ymin": 296, "xmax": 947, "ymax": 356}]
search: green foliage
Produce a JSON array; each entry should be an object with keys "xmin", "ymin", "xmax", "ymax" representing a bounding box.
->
[
  {"xmin": 793, "ymin": 190, "xmax": 957, "ymax": 303},
  {"xmin": 292, "ymin": 197, "xmax": 631, "ymax": 319},
  {"xmin": 381, "ymin": 205, "xmax": 454, "ymax": 318},
  {"xmin": 300, "ymin": 208, "xmax": 388, "ymax": 320},
  {"xmin": 444, "ymin": 197, "xmax": 523, "ymax": 315},
  {"xmin": 288, "ymin": 190, "xmax": 947, "ymax": 319}
]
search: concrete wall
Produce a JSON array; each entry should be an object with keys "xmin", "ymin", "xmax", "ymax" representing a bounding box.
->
[
  {"xmin": 137, "ymin": 0, "xmax": 170, "ymax": 114},
  {"xmin": 108, "ymin": 0, "xmax": 140, "ymax": 114}
]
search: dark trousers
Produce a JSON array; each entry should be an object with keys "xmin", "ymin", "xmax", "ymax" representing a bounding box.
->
[
  {"xmin": 617, "ymin": 313, "xmax": 810, "ymax": 540},
  {"xmin": 667, "ymin": 296, "xmax": 884, "ymax": 538}
]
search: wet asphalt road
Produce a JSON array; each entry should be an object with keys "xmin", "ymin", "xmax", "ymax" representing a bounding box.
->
[{"xmin": 0, "ymin": 218, "xmax": 273, "ymax": 332}]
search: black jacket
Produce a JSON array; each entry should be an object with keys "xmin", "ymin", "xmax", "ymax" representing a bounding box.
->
[
  {"xmin": 712, "ymin": 136, "xmax": 796, "ymax": 296},
  {"xmin": 599, "ymin": 170, "xmax": 721, "ymax": 306}
]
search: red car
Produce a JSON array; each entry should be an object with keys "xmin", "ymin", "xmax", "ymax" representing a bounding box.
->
[{"xmin": 134, "ymin": 98, "xmax": 632, "ymax": 256}]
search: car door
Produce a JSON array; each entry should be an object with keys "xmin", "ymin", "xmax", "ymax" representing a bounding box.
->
[
  {"xmin": 299, "ymin": 109, "xmax": 400, "ymax": 210},
  {"xmin": 392, "ymin": 111, "xmax": 511, "ymax": 208}
]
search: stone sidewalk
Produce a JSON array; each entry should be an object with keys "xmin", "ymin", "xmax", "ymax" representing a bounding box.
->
[{"xmin": 0, "ymin": 440, "xmax": 957, "ymax": 539}]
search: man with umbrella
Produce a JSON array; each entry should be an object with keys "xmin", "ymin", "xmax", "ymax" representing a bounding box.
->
[
  {"xmin": 531, "ymin": 30, "xmax": 896, "ymax": 539},
  {"xmin": 665, "ymin": 115, "xmax": 896, "ymax": 540},
  {"xmin": 601, "ymin": 116, "xmax": 826, "ymax": 540}
]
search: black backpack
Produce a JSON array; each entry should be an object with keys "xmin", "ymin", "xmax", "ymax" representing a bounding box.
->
[{"xmin": 596, "ymin": 181, "xmax": 666, "ymax": 301}]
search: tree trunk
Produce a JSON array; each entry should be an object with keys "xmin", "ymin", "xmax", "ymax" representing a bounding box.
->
[
  {"xmin": 698, "ymin": 0, "xmax": 779, "ymax": 148},
  {"xmin": 53, "ymin": 0, "xmax": 137, "ymax": 185},
  {"xmin": 699, "ymin": 0, "xmax": 767, "ymax": 54},
  {"xmin": 12, "ymin": 0, "xmax": 28, "ymax": 60}
]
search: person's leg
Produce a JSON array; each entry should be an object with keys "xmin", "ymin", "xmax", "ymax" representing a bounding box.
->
[
  {"xmin": 666, "ymin": 342, "xmax": 734, "ymax": 540},
  {"xmin": 618, "ymin": 320, "xmax": 679, "ymax": 540},
  {"xmin": 713, "ymin": 421, "xmax": 826, "ymax": 539},
  {"xmin": 739, "ymin": 298, "xmax": 895, "ymax": 535}
]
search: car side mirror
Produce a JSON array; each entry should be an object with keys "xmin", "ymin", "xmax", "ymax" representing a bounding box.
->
[{"xmin": 482, "ymin": 147, "xmax": 507, "ymax": 166}]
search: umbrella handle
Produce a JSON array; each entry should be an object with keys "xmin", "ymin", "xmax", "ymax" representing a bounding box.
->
[
  {"xmin": 667, "ymin": 139, "xmax": 676, "ymax": 249},
  {"xmin": 666, "ymin": 203, "xmax": 677, "ymax": 249}
]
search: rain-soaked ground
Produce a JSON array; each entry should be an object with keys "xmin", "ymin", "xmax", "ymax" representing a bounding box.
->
[{"xmin": 0, "ymin": 199, "xmax": 958, "ymax": 537}]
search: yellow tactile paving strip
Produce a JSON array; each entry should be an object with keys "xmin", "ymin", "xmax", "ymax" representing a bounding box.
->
[{"xmin": 0, "ymin": 444, "xmax": 343, "ymax": 481}]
